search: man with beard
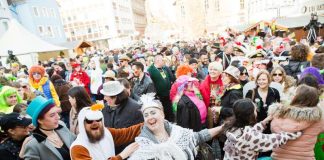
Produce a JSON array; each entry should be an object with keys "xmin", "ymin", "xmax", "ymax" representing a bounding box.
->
[
  {"xmin": 131, "ymin": 62, "xmax": 156, "ymax": 101},
  {"xmin": 70, "ymin": 104, "xmax": 142, "ymax": 160}
]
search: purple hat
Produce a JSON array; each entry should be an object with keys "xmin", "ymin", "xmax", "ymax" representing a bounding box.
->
[{"xmin": 300, "ymin": 67, "xmax": 324, "ymax": 85}]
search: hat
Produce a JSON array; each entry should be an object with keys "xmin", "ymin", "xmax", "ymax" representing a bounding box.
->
[
  {"xmin": 140, "ymin": 93, "xmax": 163, "ymax": 112},
  {"xmin": 0, "ymin": 113, "xmax": 31, "ymax": 131},
  {"xmin": 26, "ymin": 96, "xmax": 55, "ymax": 127},
  {"xmin": 102, "ymin": 70, "xmax": 116, "ymax": 80},
  {"xmin": 211, "ymin": 43, "xmax": 220, "ymax": 49},
  {"xmin": 29, "ymin": 65, "xmax": 45, "ymax": 79},
  {"xmin": 71, "ymin": 63, "xmax": 81, "ymax": 68},
  {"xmin": 238, "ymin": 66, "xmax": 248, "ymax": 75},
  {"xmin": 223, "ymin": 66, "xmax": 240, "ymax": 80},
  {"xmin": 189, "ymin": 58, "xmax": 198, "ymax": 65},
  {"xmin": 83, "ymin": 104, "xmax": 104, "ymax": 121},
  {"xmin": 100, "ymin": 81, "xmax": 125, "ymax": 96},
  {"xmin": 119, "ymin": 54, "xmax": 131, "ymax": 61}
]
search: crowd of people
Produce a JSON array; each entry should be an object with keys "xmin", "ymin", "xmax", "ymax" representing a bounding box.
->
[{"xmin": 0, "ymin": 29, "xmax": 323, "ymax": 160}]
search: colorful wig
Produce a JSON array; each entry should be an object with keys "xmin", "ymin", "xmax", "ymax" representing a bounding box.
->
[
  {"xmin": 300, "ymin": 67, "xmax": 324, "ymax": 85},
  {"xmin": 176, "ymin": 64, "xmax": 193, "ymax": 78},
  {"xmin": 0, "ymin": 86, "xmax": 23, "ymax": 111},
  {"xmin": 28, "ymin": 65, "xmax": 45, "ymax": 80}
]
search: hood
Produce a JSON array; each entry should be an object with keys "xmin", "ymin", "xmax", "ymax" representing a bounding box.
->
[{"xmin": 268, "ymin": 103, "xmax": 322, "ymax": 122}]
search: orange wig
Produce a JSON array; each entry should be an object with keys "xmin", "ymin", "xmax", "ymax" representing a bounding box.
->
[
  {"xmin": 29, "ymin": 65, "xmax": 45, "ymax": 79},
  {"xmin": 176, "ymin": 64, "xmax": 193, "ymax": 78}
]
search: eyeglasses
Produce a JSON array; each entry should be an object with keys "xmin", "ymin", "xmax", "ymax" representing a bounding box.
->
[
  {"xmin": 273, "ymin": 73, "xmax": 283, "ymax": 76},
  {"xmin": 85, "ymin": 118, "xmax": 102, "ymax": 124},
  {"xmin": 32, "ymin": 72, "xmax": 41, "ymax": 76}
]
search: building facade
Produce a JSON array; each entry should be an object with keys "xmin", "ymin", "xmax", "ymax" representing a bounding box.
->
[
  {"xmin": 131, "ymin": 0, "xmax": 147, "ymax": 38},
  {"xmin": 9, "ymin": 0, "xmax": 66, "ymax": 44},
  {"xmin": 0, "ymin": 0, "xmax": 11, "ymax": 37},
  {"xmin": 58, "ymin": 0, "xmax": 136, "ymax": 49}
]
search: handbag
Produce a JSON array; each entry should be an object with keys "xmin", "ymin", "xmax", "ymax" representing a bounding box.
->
[{"xmin": 195, "ymin": 143, "xmax": 216, "ymax": 160}]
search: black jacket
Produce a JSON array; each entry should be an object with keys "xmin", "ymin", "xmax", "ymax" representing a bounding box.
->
[
  {"xmin": 176, "ymin": 95, "xmax": 202, "ymax": 132},
  {"xmin": 220, "ymin": 85, "xmax": 243, "ymax": 120},
  {"xmin": 246, "ymin": 87, "xmax": 280, "ymax": 122},
  {"xmin": 283, "ymin": 60, "xmax": 310, "ymax": 79},
  {"xmin": 0, "ymin": 138, "xmax": 24, "ymax": 160},
  {"xmin": 131, "ymin": 75, "xmax": 156, "ymax": 101},
  {"xmin": 102, "ymin": 97, "xmax": 144, "ymax": 154}
]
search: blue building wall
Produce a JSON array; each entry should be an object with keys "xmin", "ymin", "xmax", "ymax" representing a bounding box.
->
[{"xmin": 10, "ymin": 0, "xmax": 66, "ymax": 44}]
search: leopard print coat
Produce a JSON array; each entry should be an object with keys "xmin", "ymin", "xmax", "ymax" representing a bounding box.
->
[{"xmin": 223, "ymin": 122, "xmax": 301, "ymax": 160}]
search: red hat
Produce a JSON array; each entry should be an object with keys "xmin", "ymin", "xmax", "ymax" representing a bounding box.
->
[{"xmin": 71, "ymin": 63, "xmax": 81, "ymax": 68}]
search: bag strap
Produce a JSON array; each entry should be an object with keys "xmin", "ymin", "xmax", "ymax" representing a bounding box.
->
[{"xmin": 252, "ymin": 89, "xmax": 255, "ymax": 100}]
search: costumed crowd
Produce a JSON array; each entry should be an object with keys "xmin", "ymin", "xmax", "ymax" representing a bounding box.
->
[{"xmin": 0, "ymin": 28, "xmax": 323, "ymax": 160}]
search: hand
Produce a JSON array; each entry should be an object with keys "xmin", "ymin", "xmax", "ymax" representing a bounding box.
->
[
  {"xmin": 261, "ymin": 115, "xmax": 273, "ymax": 126},
  {"xmin": 119, "ymin": 142, "xmax": 139, "ymax": 159}
]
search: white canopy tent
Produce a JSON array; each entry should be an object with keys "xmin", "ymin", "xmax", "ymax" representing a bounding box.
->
[{"xmin": 0, "ymin": 19, "xmax": 67, "ymax": 67}]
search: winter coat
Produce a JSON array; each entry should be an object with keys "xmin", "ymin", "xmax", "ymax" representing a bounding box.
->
[
  {"xmin": 223, "ymin": 122, "xmax": 301, "ymax": 160},
  {"xmin": 102, "ymin": 97, "xmax": 143, "ymax": 154},
  {"xmin": 0, "ymin": 138, "xmax": 24, "ymax": 160},
  {"xmin": 53, "ymin": 79, "xmax": 72, "ymax": 113},
  {"xmin": 70, "ymin": 70, "xmax": 90, "ymax": 94},
  {"xmin": 24, "ymin": 123, "xmax": 76, "ymax": 160},
  {"xmin": 176, "ymin": 94, "xmax": 202, "ymax": 131},
  {"xmin": 283, "ymin": 60, "xmax": 310, "ymax": 79},
  {"xmin": 246, "ymin": 87, "xmax": 280, "ymax": 122},
  {"xmin": 199, "ymin": 75, "xmax": 224, "ymax": 108},
  {"xmin": 147, "ymin": 65, "xmax": 175, "ymax": 97},
  {"xmin": 269, "ymin": 103, "xmax": 324, "ymax": 160},
  {"xmin": 29, "ymin": 77, "xmax": 60, "ymax": 107},
  {"xmin": 220, "ymin": 84, "xmax": 243, "ymax": 120},
  {"xmin": 131, "ymin": 75, "xmax": 156, "ymax": 101}
]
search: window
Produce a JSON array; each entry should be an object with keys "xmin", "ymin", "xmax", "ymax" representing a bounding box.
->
[
  {"xmin": 56, "ymin": 26, "xmax": 62, "ymax": 38},
  {"xmin": 2, "ymin": 21, "xmax": 8, "ymax": 31},
  {"xmin": 38, "ymin": 26, "xmax": 44, "ymax": 36},
  {"xmin": 51, "ymin": 8, "xmax": 56, "ymax": 18},
  {"xmin": 42, "ymin": 7, "xmax": 47, "ymax": 17},
  {"xmin": 88, "ymin": 28, "xmax": 92, "ymax": 33},
  {"xmin": 33, "ymin": 7, "xmax": 39, "ymax": 17},
  {"xmin": 47, "ymin": 26, "xmax": 54, "ymax": 37},
  {"xmin": 240, "ymin": 0, "xmax": 244, "ymax": 9}
]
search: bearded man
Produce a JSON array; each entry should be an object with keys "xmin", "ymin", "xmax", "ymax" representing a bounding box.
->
[{"xmin": 70, "ymin": 105, "xmax": 142, "ymax": 160}]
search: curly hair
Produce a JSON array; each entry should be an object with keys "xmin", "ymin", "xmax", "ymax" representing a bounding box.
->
[
  {"xmin": 176, "ymin": 64, "xmax": 193, "ymax": 78},
  {"xmin": 290, "ymin": 44, "xmax": 309, "ymax": 61}
]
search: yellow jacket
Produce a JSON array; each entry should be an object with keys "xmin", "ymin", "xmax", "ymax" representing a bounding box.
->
[{"xmin": 29, "ymin": 77, "xmax": 60, "ymax": 106}]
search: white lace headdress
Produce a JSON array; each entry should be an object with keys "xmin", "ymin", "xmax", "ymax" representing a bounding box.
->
[{"xmin": 140, "ymin": 93, "xmax": 163, "ymax": 112}]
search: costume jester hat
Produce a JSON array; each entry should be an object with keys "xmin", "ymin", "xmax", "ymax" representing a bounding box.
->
[{"xmin": 0, "ymin": 86, "xmax": 23, "ymax": 113}]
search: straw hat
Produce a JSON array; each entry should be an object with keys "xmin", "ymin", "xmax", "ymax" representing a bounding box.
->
[{"xmin": 223, "ymin": 66, "xmax": 240, "ymax": 80}]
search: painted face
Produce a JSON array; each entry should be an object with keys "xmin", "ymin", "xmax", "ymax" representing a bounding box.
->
[
  {"xmin": 84, "ymin": 118, "xmax": 104, "ymax": 143},
  {"xmin": 143, "ymin": 107, "xmax": 165, "ymax": 133},
  {"xmin": 32, "ymin": 72, "xmax": 42, "ymax": 80},
  {"xmin": 38, "ymin": 107, "xmax": 61, "ymax": 130},
  {"xmin": 104, "ymin": 96, "xmax": 117, "ymax": 106},
  {"xmin": 257, "ymin": 74, "xmax": 269, "ymax": 89},
  {"xmin": 6, "ymin": 94, "xmax": 18, "ymax": 106},
  {"xmin": 272, "ymin": 70, "xmax": 283, "ymax": 83}
]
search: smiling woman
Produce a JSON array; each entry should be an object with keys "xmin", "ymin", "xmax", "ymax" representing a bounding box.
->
[
  {"xmin": 0, "ymin": 86, "xmax": 23, "ymax": 113},
  {"xmin": 23, "ymin": 96, "xmax": 76, "ymax": 160},
  {"xmin": 129, "ymin": 93, "xmax": 225, "ymax": 160}
]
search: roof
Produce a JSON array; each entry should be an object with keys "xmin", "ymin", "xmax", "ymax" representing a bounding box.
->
[
  {"xmin": 276, "ymin": 15, "xmax": 324, "ymax": 28},
  {"xmin": 0, "ymin": 19, "xmax": 67, "ymax": 56},
  {"xmin": 59, "ymin": 40, "xmax": 92, "ymax": 49}
]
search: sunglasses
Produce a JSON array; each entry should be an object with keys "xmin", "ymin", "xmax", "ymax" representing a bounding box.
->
[
  {"xmin": 85, "ymin": 118, "xmax": 102, "ymax": 124},
  {"xmin": 240, "ymin": 73, "xmax": 248, "ymax": 76},
  {"xmin": 22, "ymin": 86, "xmax": 27, "ymax": 88},
  {"xmin": 273, "ymin": 73, "xmax": 283, "ymax": 76},
  {"xmin": 32, "ymin": 72, "xmax": 41, "ymax": 75}
]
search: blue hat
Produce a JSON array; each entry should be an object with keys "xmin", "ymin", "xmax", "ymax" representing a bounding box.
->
[{"xmin": 27, "ymin": 96, "xmax": 55, "ymax": 127}]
